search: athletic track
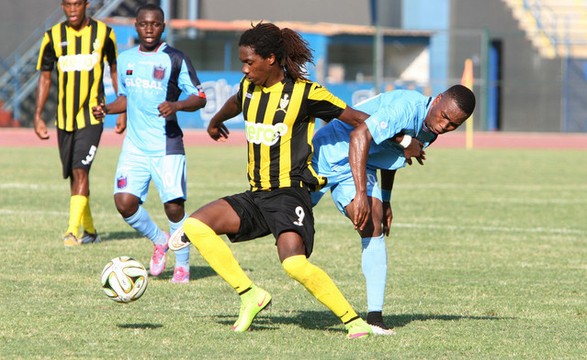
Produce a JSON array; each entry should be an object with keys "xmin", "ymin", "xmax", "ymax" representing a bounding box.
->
[{"xmin": 0, "ymin": 128, "xmax": 586, "ymax": 149}]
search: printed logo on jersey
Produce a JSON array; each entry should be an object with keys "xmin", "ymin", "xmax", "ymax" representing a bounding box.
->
[
  {"xmin": 276, "ymin": 94, "xmax": 290, "ymax": 114},
  {"xmin": 125, "ymin": 77, "xmax": 163, "ymax": 90},
  {"xmin": 92, "ymin": 39, "xmax": 102, "ymax": 52},
  {"xmin": 58, "ymin": 52, "xmax": 100, "ymax": 72},
  {"xmin": 245, "ymin": 122, "xmax": 288, "ymax": 146},
  {"xmin": 116, "ymin": 175, "xmax": 128, "ymax": 189},
  {"xmin": 125, "ymin": 63, "xmax": 135, "ymax": 76},
  {"xmin": 153, "ymin": 65, "xmax": 166, "ymax": 80}
]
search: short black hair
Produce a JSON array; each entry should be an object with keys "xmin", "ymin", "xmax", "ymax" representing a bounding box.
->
[
  {"xmin": 136, "ymin": 3, "xmax": 164, "ymax": 19},
  {"xmin": 444, "ymin": 84, "xmax": 476, "ymax": 116}
]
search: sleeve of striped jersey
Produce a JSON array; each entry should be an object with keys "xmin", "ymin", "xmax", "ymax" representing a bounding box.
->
[
  {"xmin": 306, "ymin": 82, "xmax": 347, "ymax": 122},
  {"xmin": 103, "ymin": 28, "xmax": 118, "ymax": 66},
  {"xmin": 36, "ymin": 32, "xmax": 56, "ymax": 71}
]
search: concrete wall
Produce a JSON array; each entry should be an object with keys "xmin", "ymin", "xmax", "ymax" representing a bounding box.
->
[{"xmin": 452, "ymin": 0, "xmax": 562, "ymax": 132}]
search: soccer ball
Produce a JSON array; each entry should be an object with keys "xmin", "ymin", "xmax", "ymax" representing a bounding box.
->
[{"xmin": 100, "ymin": 256, "xmax": 148, "ymax": 303}]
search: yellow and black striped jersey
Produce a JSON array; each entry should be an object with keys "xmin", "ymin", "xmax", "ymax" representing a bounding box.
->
[
  {"xmin": 37, "ymin": 18, "xmax": 117, "ymax": 131},
  {"xmin": 237, "ymin": 76, "xmax": 347, "ymax": 191}
]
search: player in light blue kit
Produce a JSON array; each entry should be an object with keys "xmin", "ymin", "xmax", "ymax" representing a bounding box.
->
[
  {"xmin": 312, "ymin": 85, "xmax": 476, "ymax": 334},
  {"xmin": 93, "ymin": 4, "xmax": 206, "ymax": 283}
]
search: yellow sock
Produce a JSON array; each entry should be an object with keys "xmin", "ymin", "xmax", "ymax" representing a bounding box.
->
[
  {"xmin": 81, "ymin": 196, "xmax": 96, "ymax": 234},
  {"xmin": 184, "ymin": 217, "xmax": 252, "ymax": 293},
  {"xmin": 66, "ymin": 195, "xmax": 87, "ymax": 236},
  {"xmin": 282, "ymin": 255, "xmax": 359, "ymax": 324}
]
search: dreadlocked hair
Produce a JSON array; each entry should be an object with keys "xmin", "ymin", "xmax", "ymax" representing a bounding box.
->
[{"xmin": 239, "ymin": 22, "xmax": 314, "ymax": 82}]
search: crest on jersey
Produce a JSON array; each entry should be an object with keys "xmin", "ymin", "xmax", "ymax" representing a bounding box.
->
[
  {"xmin": 276, "ymin": 94, "xmax": 290, "ymax": 113},
  {"xmin": 153, "ymin": 65, "xmax": 166, "ymax": 80}
]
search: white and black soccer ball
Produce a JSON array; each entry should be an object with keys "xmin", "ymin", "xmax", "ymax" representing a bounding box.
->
[{"xmin": 100, "ymin": 256, "xmax": 148, "ymax": 303}]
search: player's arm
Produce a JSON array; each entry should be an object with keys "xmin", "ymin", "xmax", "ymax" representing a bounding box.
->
[
  {"xmin": 92, "ymin": 95, "xmax": 127, "ymax": 118},
  {"xmin": 380, "ymin": 169, "xmax": 396, "ymax": 236},
  {"xmin": 158, "ymin": 94, "xmax": 207, "ymax": 117},
  {"xmin": 349, "ymin": 122, "xmax": 373, "ymax": 231},
  {"xmin": 159, "ymin": 57, "xmax": 207, "ymax": 117},
  {"xmin": 106, "ymin": 62, "xmax": 127, "ymax": 134},
  {"xmin": 207, "ymin": 94, "xmax": 241, "ymax": 141},
  {"xmin": 103, "ymin": 29, "xmax": 127, "ymax": 134},
  {"xmin": 33, "ymin": 71, "xmax": 52, "ymax": 140},
  {"xmin": 337, "ymin": 106, "xmax": 369, "ymax": 127},
  {"xmin": 109, "ymin": 63, "xmax": 119, "ymax": 95}
]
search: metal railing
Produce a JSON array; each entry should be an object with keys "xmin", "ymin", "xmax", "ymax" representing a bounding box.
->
[
  {"xmin": 522, "ymin": 0, "xmax": 572, "ymax": 57},
  {"xmin": 0, "ymin": 0, "xmax": 126, "ymax": 119}
]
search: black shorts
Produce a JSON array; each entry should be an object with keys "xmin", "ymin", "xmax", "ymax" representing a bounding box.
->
[
  {"xmin": 223, "ymin": 187, "xmax": 316, "ymax": 257},
  {"xmin": 57, "ymin": 123, "xmax": 103, "ymax": 179}
]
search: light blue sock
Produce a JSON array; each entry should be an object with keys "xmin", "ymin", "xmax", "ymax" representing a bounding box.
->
[
  {"xmin": 361, "ymin": 234, "xmax": 387, "ymax": 312},
  {"xmin": 124, "ymin": 206, "xmax": 166, "ymax": 245},
  {"xmin": 170, "ymin": 214, "xmax": 189, "ymax": 269}
]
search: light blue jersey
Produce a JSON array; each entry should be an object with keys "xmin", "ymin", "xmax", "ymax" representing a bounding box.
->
[
  {"xmin": 117, "ymin": 42, "xmax": 205, "ymax": 156},
  {"xmin": 312, "ymin": 89, "xmax": 436, "ymax": 213},
  {"xmin": 114, "ymin": 43, "xmax": 205, "ymax": 202}
]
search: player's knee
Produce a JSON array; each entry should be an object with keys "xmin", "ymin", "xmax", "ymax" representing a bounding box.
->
[
  {"xmin": 114, "ymin": 195, "xmax": 139, "ymax": 218},
  {"xmin": 164, "ymin": 199, "xmax": 185, "ymax": 222}
]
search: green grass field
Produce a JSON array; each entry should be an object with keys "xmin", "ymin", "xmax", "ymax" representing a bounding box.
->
[{"xmin": 1, "ymin": 145, "xmax": 586, "ymax": 359}]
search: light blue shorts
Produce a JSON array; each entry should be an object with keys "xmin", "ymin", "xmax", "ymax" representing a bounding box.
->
[
  {"xmin": 311, "ymin": 167, "xmax": 381, "ymax": 216},
  {"xmin": 114, "ymin": 152, "xmax": 187, "ymax": 204}
]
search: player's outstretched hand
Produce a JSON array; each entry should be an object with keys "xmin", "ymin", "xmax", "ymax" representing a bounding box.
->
[{"xmin": 404, "ymin": 138, "xmax": 425, "ymax": 165}]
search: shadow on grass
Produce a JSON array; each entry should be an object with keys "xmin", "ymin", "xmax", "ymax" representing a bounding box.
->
[
  {"xmin": 214, "ymin": 310, "xmax": 511, "ymax": 333},
  {"xmin": 386, "ymin": 313, "xmax": 512, "ymax": 328},
  {"xmin": 117, "ymin": 323, "xmax": 163, "ymax": 330}
]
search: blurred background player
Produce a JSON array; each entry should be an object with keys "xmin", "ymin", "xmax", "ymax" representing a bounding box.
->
[
  {"xmin": 169, "ymin": 22, "xmax": 373, "ymax": 338},
  {"xmin": 33, "ymin": 0, "xmax": 120, "ymax": 246},
  {"xmin": 311, "ymin": 84, "xmax": 476, "ymax": 334},
  {"xmin": 93, "ymin": 4, "xmax": 206, "ymax": 283}
]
